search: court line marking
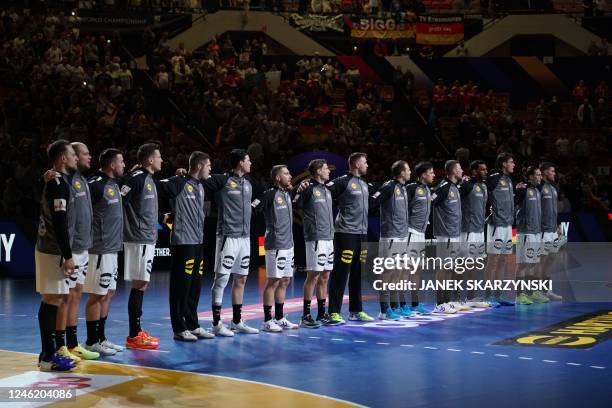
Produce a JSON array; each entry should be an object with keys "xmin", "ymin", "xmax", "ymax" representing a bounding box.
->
[
  {"xmin": 151, "ymin": 323, "xmax": 162, "ymax": 326},
  {"xmin": 0, "ymin": 349, "xmax": 364, "ymax": 407},
  {"xmin": 447, "ymin": 349, "xmax": 461, "ymax": 352},
  {"xmin": 471, "ymin": 351, "xmax": 485, "ymax": 355},
  {"xmin": 519, "ymin": 357, "xmax": 533, "ymax": 360},
  {"xmin": 567, "ymin": 363, "xmax": 581, "ymax": 366},
  {"xmin": 376, "ymin": 342, "xmax": 389, "ymax": 345},
  {"xmin": 423, "ymin": 346, "xmax": 438, "ymax": 350},
  {"xmin": 542, "ymin": 360, "xmax": 557, "ymax": 363},
  {"xmin": 331, "ymin": 338, "xmax": 344, "ymax": 341},
  {"xmin": 400, "ymin": 344, "xmax": 414, "ymax": 347},
  {"xmin": 287, "ymin": 334, "xmax": 299, "ymax": 337},
  {"xmin": 590, "ymin": 366, "xmax": 605, "ymax": 369},
  {"xmin": 353, "ymin": 340, "xmax": 367, "ymax": 343},
  {"xmin": 307, "ymin": 336, "xmax": 320, "ymax": 339},
  {"xmin": 495, "ymin": 354, "xmax": 509, "ymax": 357}
]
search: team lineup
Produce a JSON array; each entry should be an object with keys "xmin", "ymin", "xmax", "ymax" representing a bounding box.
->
[{"xmin": 34, "ymin": 140, "xmax": 565, "ymax": 372}]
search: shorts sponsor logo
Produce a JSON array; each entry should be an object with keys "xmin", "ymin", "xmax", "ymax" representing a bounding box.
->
[
  {"xmin": 222, "ymin": 255, "xmax": 234, "ymax": 269},
  {"xmin": 341, "ymin": 250, "xmax": 353, "ymax": 263},
  {"xmin": 100, "ymin": 272, "xmax": 112, "ymax": 288},
  {"xmin": 494, "ymin": 311, "xmax": 612, "ymax": 348},
  {"xmin": 240, "ymin": 256, "xmax": 250, "ymax": 269}
]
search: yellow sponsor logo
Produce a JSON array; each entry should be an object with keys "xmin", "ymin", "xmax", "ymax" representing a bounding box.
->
[
  {"xmin": 199, "ymin": 260, "xmax": 204, "ymax": 276},
  {"xmin": 359, "ymin": 249, "xmax": 368, "ymax": 263},
  {"xmin": 185, "ymin": 259, "xmax": 195, "ymax": 275},
  {"xmin": 341, "ymin": 250, "xmax": 353, "ymax": 263},
  {"xmin": 496, "ymin": 311, "xmax": 612, "ymax": 348}
]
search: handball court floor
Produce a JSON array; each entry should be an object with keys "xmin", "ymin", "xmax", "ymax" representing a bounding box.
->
[{"xmin": 0, "ymin": 270, "xmax": 611, "ymax": 408}]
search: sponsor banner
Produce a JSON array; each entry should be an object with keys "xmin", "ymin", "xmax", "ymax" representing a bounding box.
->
[
  {"xmin": 290, "ymin": 13, "xmax": 345, "ymax": 32},
  {"xmin": 78, "ymin": 11, "xmax": 191, "ymax": 34},
  {"xmin": 345, "ymin": 15, "xmax": 416, "ymax": 39},
  {"xmin": 422, "ymin": 0, "xmax": 460, "ymax": 9},
  {"xmin": 416, "ymin": 15, "xmax": 464, "ymax": 45},
  {"xmin": 494, "ymin": 310, "xmax": 612, "ymax": 348}
]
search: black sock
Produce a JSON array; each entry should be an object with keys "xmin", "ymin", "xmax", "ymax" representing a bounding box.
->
[
  {"xmin": 317, "ymin": 298, "xmax": 326, "ymax": 318},
  {"xmin": 412, "ymin": 301, "xmax": 419, "ymax": 307},
  {"xmin": 99, "ymin": 316, "xmax": 107, "ymax": 342},
  {"xmin": 128, "ymin": 288, "xmax": 144, "ymax": 338},
  {"xmin": 232, "ymin": 304, "xmax": 242, "ymax": 324},
  {"xmin": 274, "ymin": 303, "xmax": 284, "ymax": 321},
  {"xmin": 380, "ymin": 302, "xmax": 389, "ymax": 313},
  {"xmin": 390, "ymin": 302, "xmax": 398, "ymax": 309},
  {"xmin": 400, "ymin": 301, "xmax": 406, "ymax": 307},
  {"xmin": 38, "ymin": 302, "xmax": 58, "ymax": 357},
  {"xmin": 86, "ymin": 320, "xmax": 99, "ymax": 346},
  {"xmin": 55, "ymin": 329, "xmax": 66, "ymax": 350},
  {"xmin": 303, "ymin": 299, "xmax": 311, "ymax": 317},
  {"xmin": 264, "ymin": 305, "xmax": 272, "ymax": 322},
  {"xmin": 66, "ymin": 325, "xmax": 78, "ymax": 349},
  {"xmin": 212, "ymin": 304, "xmax": 222, "ymax": 326}
]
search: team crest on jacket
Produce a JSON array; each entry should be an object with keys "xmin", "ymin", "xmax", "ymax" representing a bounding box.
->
[
  {"xmin": 277, "ymin": 196, "xmax": 283, "ymax": 204},
  {"xmin": 475, "ymin": 185, "xmax": 481, "ymax": 192},
  {"xmin": 230, "ymin": 181, "xmax": 237, "ymax": 188},
  {"xmin": 395, "ymin": 187, "xmax": 401, "ymax": 196},
  {"xmin": 544, "ymin": 188, "xmax": 549, "ymax": 193},
  {"xmin": 107, "ymin": 187, "xmax": 115, "ymax": 197},
  {"xmin": 450, "ymin": 191, "xmax": 455, "ymax": 198},
  {"xmin": 314, "ymin": 190, "xmax": 321, "ymax": 197},
  {"xmin": 187, "ymin": 185, "xmax": 193, "ymax": 193},
  {"xmin": 351, "ymin": 182, "xmax": 357, "ymax": 189},
  {"xmin": 74, "ymin": 181, "xmax": 81, "ymax": 190},
  {"xmin": 146, "ymin": 183, "xmax": 152, "ymax": 191},
  {"xmin": 529, "ymin": 190, "xmax": 534, "ymax": 196},
  {"xmin": 417, "ymin": 188, "xmax": 424, "ymax": 196},
  {"xmin": 500, "ymin": 180, "xmax": 507, "ymax": 186}
]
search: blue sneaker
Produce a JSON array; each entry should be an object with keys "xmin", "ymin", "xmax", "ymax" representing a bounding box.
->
[
  {"xmin": 397, "ymin": 305, "xmax": 415, "ymax": 318},
  {"xmin": 38, "ymin": 352, "xmax": 76, "ymax": 372},
  {"xmin": 498, "ymin": 297, "xmax": 515, "ymax": 306},
  {"xmin": 411, "ymin": 304, "xmax": 433, "ymax": 315},
  {"xmin": 486, "ymin": 297, "xmax": 501, "ymax": 308},
  {"xmin": 378, "ymin": 307, "xmax": 401, "ymax": 321}
]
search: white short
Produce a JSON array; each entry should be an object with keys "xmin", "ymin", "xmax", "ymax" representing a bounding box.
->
[
  {"xmin": 215, "ymin": 236, "xmax": 250, "ymax": 275},
  {"xmin": 407, "ymin": 228, "xmax": 426, "ymax": 258},
  {"xmin": 84, "ymin": 253, "xmax": 119, "ymax": 295},
  {"xmin": 123, "ymin": 243, "xmax": 155, "ymax": 282},
  {"xmin": 68, "ymin": 250, "xmax": 88, "ymax": 289},
  {"xmin": 265, "ymin": 247, "xmax": 295, "ymax": 278},
  {"xmin": 461, "ymin": 232, "xmax": 486, "ymax": 258},
  {"xmin": 378, "ymin": 237, "xmax": 408, "ymax": 258},
  {"xmin": 516, "ymin": 234, "xmax": 541, "ymax": 264},
  {"xmin": 35, "ymin": 250, "xmax": 70, "ymax": 295},
  {"xmin": 435, "ymin": 236, "xmax": 461, "ymax": 258},
  {"xmin": 487, "ymin": 224, "xmax": 513, "ymax": 255},
  {"xmin": 541, "ymin": 232, "xmax": 560, "ymax": 255},
  {"xmin": 305, "ymin": 240, "xmax": 334, "ymax": 272}
]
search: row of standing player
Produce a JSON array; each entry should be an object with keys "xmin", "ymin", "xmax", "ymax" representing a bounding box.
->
[{"xmin": 34, "ymin": 141, "xmax": 562, "ymax": 372}]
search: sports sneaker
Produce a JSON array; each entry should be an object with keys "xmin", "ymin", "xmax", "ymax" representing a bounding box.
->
[
  {"xmin": 69, "ymin": 344, "xmax": 100, "ymax": 360},
  {"xmin": 433, "ymin": 303, "xmax": 456, "ymax": 314},
  {"xmin": 466, "ymin": 298, "xmax": 490, "ymax": 308},
  {"xmin": 545, "ymin": 291, "xmax": 563, "ymax": 301},
  {"xmin": 300, "ymin": 315, "xmax": 322, "ymax": 329},
  {"xmin": 212, "ymin": 323, "xmax": 235, "ymax": 337},
  {"xmin": 230, "ymin": 320, "xmax": 260, "ymax": 334},
  {"xmin": 275, "ymin": 316, "xmax": 299, "ymax": 330},
  {"xmin": 398, "ymin": 305, "xmax": 415, "ymax": 318},
  {"xmin": 126, "ymin": 332, "xmax": 159, "ymax": 350},
  {"xmin": 498, "ymin": 296, "xmax": 515, "ymax": 306},
  {"xmin": 100, "ymin": 339, "xmax": 124, "ymax": 352},
  {"xmin": 412, "ymin": 304, "xmax": 433, "ymax": 315},
  {"xmin": 485, "ymin": 297, "xmax": 501, "ymax": 308},
  {"xmin": 516, "ymin": 293, "xmax": 534, "ymax": 305},
  {"xmin": 190, "ymin": 327, "xmax": 215, "ymax": 339},
  {"xmin": 449, "ymin": 301, "xmax": 471, "ymax": 311},
  {"xmin": 39, "ymin": 353, "xmax": 75, "ymax": 372},
  {"xmin": 378, "ymin": 307, "xmax": 401, "ymax": 321},
  {"xmin": 261, "ymin": 319, "xmax": 282, "ymax": 333},
  {"xmin": 139, "ymin": 330, "xmax": 160, "ymax": 345},
  {"xmin": 530, "ymin": 291, "xmax": 551, "ymax": 304},
  {"xmin": 348, "ymin": 311, "xmax": 374, "ymax": 321},
  {"xmin": 328, "ymin": 313, "xmax": 346, "ymax": 325},
  {"xmin": 174, "ymin": 330, "xmax": 198, "ymax": 341},
  {"xmin": 85, "ymin": 342, "xmax": 117, "ymax": 356},
  {"xmin": 56, "ymin": 346, "xmax": 81, "ymax": 363}
]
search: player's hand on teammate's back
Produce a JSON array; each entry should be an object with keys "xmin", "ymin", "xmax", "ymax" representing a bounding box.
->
[
  {"xmin": 516, "ymin": 182, "xmax": 527, "ymax": 189},
  {"xmin": 43, "ymin": 169, "xmax": 60, "ymax": 183},
  {"xmin": 62, "ymin": 258, "xmax": 76, "ymax": 277},
  {"xmin": 176, "ymin": 168, "xmax": 187, "ymax": 177},
  {"xmin": 297, "ymin": 179, "xmax": 310, "ymax": 193}
]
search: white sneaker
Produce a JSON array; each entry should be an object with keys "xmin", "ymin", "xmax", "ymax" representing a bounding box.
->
[
  {"xmin": 466, "ymin": 298, "xmax": 490, "ymax": 308},
  {"xmin": 174, "ymin": 330, "xmax": 198, "ymax": 341},
  {"xmin": 230, "ymin": 320, "xmax": 260, "ymax": 334},
  {"xmin": 545, "ymin": 291, "xmax": 563, "ymax": 301},
  {"xmin": 212, "ymin": 322, "xmax": 235, "ymax": 337},
  {"xmin": 433, "ymin": 303, "xmax": 456, "ymax": 314},
  {"xmin": 100, "ymin": 339, "xmax": 124, "ymax": 352},
  {"xmin": 191, "ymin": 327, "xmax": 215, "ymax": 339},
  {"xmin": 275, "ymin": 316, "xmax": 299, "ymax": 330},
  {"xmin": 449, "ymin": 301, "xmax": 471, "ymax": 311},
  {"xmin": 85, "ymin": 342, "xmax": 117, "ymax": 356},
  {"xmin": 261, "ymin": 319, "xmax": 283, "ymax": 333}
]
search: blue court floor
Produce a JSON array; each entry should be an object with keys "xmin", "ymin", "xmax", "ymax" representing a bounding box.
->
[{"xmin": 0, "ymin": 270, "xmax": 611, "ymax": 408}]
